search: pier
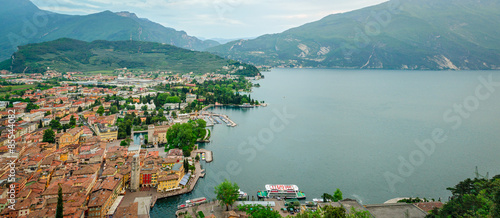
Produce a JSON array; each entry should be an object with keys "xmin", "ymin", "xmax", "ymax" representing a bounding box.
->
[
  {"xmin": 212, "ymin": 114, "xmax": 237, "ymax": 127},
  {"xmin": 192, "ymin": 149, "xmax": 213, "ymax": 163},
  {"xmin": 192, "ymin": 110, "xmax": 237, "ymax": 127},
  {"xmin": 150, "ymin": 196, "xmax": 157, "ymax": 208}
]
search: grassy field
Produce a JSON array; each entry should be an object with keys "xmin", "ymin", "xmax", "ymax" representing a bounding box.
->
[
  {"xmin": 72, "ymin": 70, "xmax": 116, "ymax": 77},
  {"xmin": 0, "ymin": 84, "xmax": 36, "ymax": 94}
]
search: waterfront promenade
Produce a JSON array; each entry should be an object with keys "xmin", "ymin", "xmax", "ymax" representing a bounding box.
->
[{"xmin": 118, "ymin": 155, "xmax": 207, "ymax": 215}]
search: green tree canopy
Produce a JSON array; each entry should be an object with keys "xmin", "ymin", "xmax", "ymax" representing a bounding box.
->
[
  {"xmin": 238, "ymin": 204, "xmax": 281, "ymax": 218},
  {"xmin": 333, "ymin": 189, "xmax": 343, "ymax": 202},
  {"xmin": 49, "ymin": 119, "xmax": 61, "ymax": 130},
  {"xmin": 56, "ymin": 185, "xmax": 63, "ymax": 218},
  {"xmin": 69, "ymin": 115, "xmax": 76, "ymax": 127},
  {"xmin": 97, "ymin": 106, "xmax": 105, "ymax": 116},
  {"xmin": 110, "ymin": 105, "xmax": 118, "ymax": 114},
  {"xmin": 215, "ymin": 179, "xmax": 239, "ymax": 211},
  {"xmin": 429, "ymin": 174, "xmax": 500, "ymax": 217},
  {"xmin": 43, "ymin": 129, "xmax": 56, "ymax": 143}
]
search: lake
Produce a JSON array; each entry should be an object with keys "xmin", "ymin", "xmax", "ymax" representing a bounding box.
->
[{"xmin": 150, "ymin": 68, "xmax": 500, "ymax": 217}]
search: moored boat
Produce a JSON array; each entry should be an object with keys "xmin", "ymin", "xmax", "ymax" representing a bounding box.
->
[
  {"xmin": 257, "ymin": 184, "xmax": 306, "ymax": 199},
  {"xmin": 239, "ymin": 103, "xmax": 254, "ymax": 108},
  {"xmin": 177, "ymin": 197, "xmax": 207, "ymax": 209},
  {"xmin": 238, "ymin": 189, "xmax": 248, "ymax": 200}
]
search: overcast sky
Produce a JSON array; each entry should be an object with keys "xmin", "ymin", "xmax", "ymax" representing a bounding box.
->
[{"xmin": 31, "ymin": 0, "xmax": 387, "ymax": 39}]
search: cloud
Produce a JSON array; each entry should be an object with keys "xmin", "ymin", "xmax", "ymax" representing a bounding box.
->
[
  {"xmin": 31, "ymin": 0, "xmax": 389, "ymax": 38},
  {"xmin": 38, "ymin": 6, "xmax": 100, "ymax": 14},
  {"xmin": 265, "ymin": 10, "xmax": 346, "ymax": 20}
]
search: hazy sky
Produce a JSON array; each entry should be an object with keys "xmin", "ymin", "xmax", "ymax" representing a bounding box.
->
[{"xmin": 31, "ymin": 0, "xmax": 387, "ymax": 39}]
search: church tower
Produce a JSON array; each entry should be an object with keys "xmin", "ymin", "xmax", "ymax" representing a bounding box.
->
[{"xmin": 130, "ymin": 154, "xmax": 140, "ymax": 192}]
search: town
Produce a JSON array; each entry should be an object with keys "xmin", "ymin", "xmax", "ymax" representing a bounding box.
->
[{"xmin": 0, "ymin": 68, "xmax": 263, "ymax": 218}]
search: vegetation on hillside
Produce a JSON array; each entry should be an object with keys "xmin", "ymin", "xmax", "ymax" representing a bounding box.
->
[
  {"xmin": 1, "ymin": 38, "xmax": 259, "ymax": 76},
  {"xmin": 208, "ymin": 0, "xmax": 500, "ymax": 70},
  {"xmin": 427, "ymin": 174, "xmax": 500, "ymax": 217},
  {"xmin": 0, "ymin": 0, "xmax": 218, "ymax": 60}
]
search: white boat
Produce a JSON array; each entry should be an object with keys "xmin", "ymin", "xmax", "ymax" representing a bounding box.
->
[
  {"xmin": 257, "ymin": 184, "xmax": 306, "ymax": 199},
  {"xmin": 178, "ymin": 197, "xmax": 207, "ymax": 209},
  {"xmin": 238, "ymin": 189, "xmax": 248, "ymax": 200}
]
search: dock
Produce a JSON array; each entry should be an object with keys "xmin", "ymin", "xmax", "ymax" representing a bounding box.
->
[
  {"xmin": 150, "ymin": 196, "xmax": 157, "ymax": 208},
  {"xmin": 212, "ymin": 114, "xmax": 236, "ymax": 127},
  {"xmin": 192, "ymin": 149, "xmax": 213, "ymax": 163}
]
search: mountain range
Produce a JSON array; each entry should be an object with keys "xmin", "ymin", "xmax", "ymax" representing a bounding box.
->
[
  {"xmin": 0, "ymin": 0, "xmax": 218, "ymax": 61},
  {"xmin": 0, "ymin": 38, "xmax": 259, "ymax": 76},
  {"xmin": 207, "ymin": 0, "xmax": 500, "ymax": 70},
  {"xmin": 3, "ymin": 0, "xmax": 500, "ymax": 70}
]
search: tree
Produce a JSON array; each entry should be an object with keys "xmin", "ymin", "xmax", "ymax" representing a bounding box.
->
[
  {"xmin": 49, "ymin": 119, "xmax": 61, "ymax": 130},
  {"xmin": 333, "ymin": 189, "xmax": 343, "ymax": 202},
  {"xmin": 238, "ymin": 204, "xmax": 281, "ymax": 218},
  {"xmin": 77, "ymin": 106, "xmax": 83, "ymax": 112},
  {"xmin": 166, "ymin": 123, "xmax": 196, "ymax": 152},
  {"xmin": 43, "ymin": 129, "xmax": 56, "ymax": 143},
  {"xmin": 26, "ymin": 102, "xmax": 39, "ymax": 112},
  {"xmin": 323, "ymin": 205, "xmax": 346, "ymax": 218},
  {"xmin": 97, "ymin": 106, "xmax": 105, "ymax": 116},
  {"xmin": 431, "ymin": 174, "xmax": 500, "ymax": 217},
  {"xmin": 195, "ymin": 155, "xmax": 200, "ymax": 162},
  {"xmin": 134, "ymin": 117, "xmax": 142, "ymax": 125},
  {"xmin": 110, "ymin": 106, "xmax": 118, "ymax": 114},
  {"xmin": 183, "ymin": 159, "xmax": 189, "ymax": 173},
  {"xmin": 171, "ymin": 111, "xmax": 177, "ymax": 119},
  {"xmin": 56, "ymin": 185, "xmax": 63, "ymax": 218},
  {"xmin": 62, "ymin": 123, "xmax": 71, "ymax": 132},
  {"xmin": 45, "ymin": 111, "xmax": 51, "ymax": 116},
  {"xmin": 493, "ymin": 188, "xmax": 500, "ymax": 217},
  {"xmin": 38, "ymin": 120, "xmax": 43, "ymax": 128},
  {"xmin": 120, "ymin": 140, "xmax": 129, "ymax": 146},
  {"xmin": 214, "ymin": 179, "xmax": 239, "ymax": 211},
  {"xmin": 141, "ymin": 105, "xmax": 148, "ymax": 111},
  {"xmin": 69, "ymin": 115, "xmax": 76, "ymax": 127}
]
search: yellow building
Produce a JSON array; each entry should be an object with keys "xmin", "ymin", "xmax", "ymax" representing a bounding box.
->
[
  {"xmin": 157, "ymin": 174, "xmax": 180, "ymax": 192},
  {"xmin": 82, "ymin": 111, "xmax": 96, "ymax": 119},
  {"xmin": 59, "ymin": 152, "xmax": 68, "ymax": 162},
  {"xmin": 139, "ymin": 165, "xmax": 158, "ymax": 187},
  {"xmin": 170, "ymin": 163, "xmax": 185, "ymax": 184},
  {"xmin": 94, "ymin": 124, "xmax": 118, "ymax": 142},
  {"xmin": 148, "ymin": 125, "xmax": 170, "ymax": 146},
  {"xmin": 160, "ymin": 158, "xmax": 179, "ymax": 168},
  {"xmin": 56, "ymin": 127, "xmax": 83, "ymax": 148}
]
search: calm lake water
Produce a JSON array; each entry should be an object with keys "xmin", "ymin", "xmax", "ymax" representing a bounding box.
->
[{"xmin": 150, "ymin": 68, "xmax": 500, "ymax": 217}]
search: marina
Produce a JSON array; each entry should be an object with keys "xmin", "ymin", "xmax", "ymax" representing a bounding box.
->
[{"xmin": 195, "ymin": 111, "xmax": 237, "ymax": 127}]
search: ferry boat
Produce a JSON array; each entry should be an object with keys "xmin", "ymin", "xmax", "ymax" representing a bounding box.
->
[
  {"xmin": 239, "ymin": 103, "xmax": 254, "ymax": 108},
  {"xmin": 257, "ymin": 184, "xmax": 306, "ymax": 199},
  {"xmin": 238, "ymin": 189, "xmax": 248, "ymax": 200},
  {"xmin": 177, "ymin": 197, "xmax": 207, "ymax": 209}
]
